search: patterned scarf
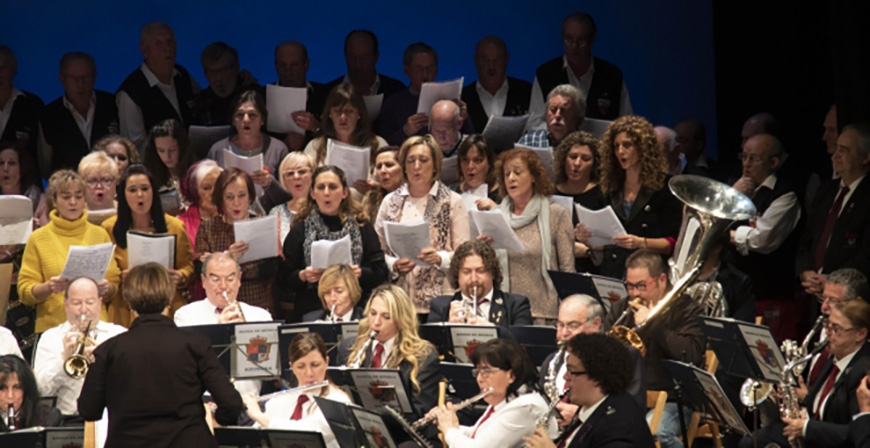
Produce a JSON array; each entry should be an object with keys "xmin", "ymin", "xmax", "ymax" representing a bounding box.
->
[{"xmin": 302, "ymin": 211, "xmax": 364, "ymax": 267}]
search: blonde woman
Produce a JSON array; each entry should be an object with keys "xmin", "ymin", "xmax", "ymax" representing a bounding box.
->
[
  {"xmin": 78, "ymin": 151, "xmax": 119, "ymax": 225},
  {"xmin": 303, "ymin": 264, "xmax": 365, "ymax": 322},
  {"xmin": 268, "ymin": 151, "xmax": 315, "ymax": 243}
]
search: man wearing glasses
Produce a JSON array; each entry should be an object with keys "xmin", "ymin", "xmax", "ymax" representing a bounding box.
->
[{"xmin": 603, "ymin": 249, "xmax": 705, "ymax": 448}]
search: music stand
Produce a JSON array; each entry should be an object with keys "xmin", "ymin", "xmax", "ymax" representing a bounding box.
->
[
  {"xmin": 327, "ymin": 367, "xmax": 415, "ymax": 415},
  {"xmin": 182, "ymin": 321, "xmax": 285, "ymax": 383},
  {"xmin": 280, "ymin": 322, "xmax": 360, "ymax": 371},
  {"xmin": 508, "ymin": 325, "xmax": 558, "ymax": 366},
  {"xmin": 214, "ymin": 427, "xmax": 327, "ymax": 448},
  {"xmin": 419, "ymin": 323, "xmax": 503, "ymax": 363},
  {"xmin": 0, "ymin": 427, "xmax": 83, "ymax": 448},
  {"xmin": 547, "ymin": 270, "xmax": 626, "ymax": 312},
  {"xmin": 697, "ymin": 317, "xmax": 784, "ymax": 384},
  {"xmin": 439, "ymin": 362, "xmax": 478, "ymax": 399}
]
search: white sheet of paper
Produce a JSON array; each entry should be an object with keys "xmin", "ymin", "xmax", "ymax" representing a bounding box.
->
[
  {"xmin": 440, "ymin": 156, "xmax": 460, "ymax": 186},
  {"xmin": 363, "ymin": 94, "xmax": 384, "ymax": 122},
  {"xmin": 549, "ymin": 195, "xmax": 574, "ymax": 213},
  {"xmin": 223, "ymin": 149, "xmax": 265, "ymax": 195},
  {"xmin": 310, "ymin": 234, "xmax": 353, "ymax": 270},
  {"xmin": 515, "ymin": 143, "xmax": 556, "ymax": 180},
  {"xmin": 188, "ymin": 125, "xmax": 231, "ymax": 157},
  {"xmin": 417, "ymin": 77, "xmax": 464, "ymax": 114},
  {"xmin": 60, "ymin": 242, "xmax": 115, "ymax": 281},
  {"xmin": 575, "ymin": 204, "xmax": 627, "ymax": 249},
  {"xmin": 127, "ymin": 232, "xmax": 176, "ymax": 269},
  {"xmin": 233, "ymin": 215, "xmax": 280, "ymax": 263},
  {"xmin": 86, "ymin": 208, "xmax": 116, "ymax": 226},
  {"xmin": 470, "ymin": 210, "xmax": 524, "ymax": 253},
  {"xmin": 384, "ymin": 221, "xmax": 430, "ymax": 266},
  {"xmin": 326, "ymin": 139, "xmax": 371, "ymax": 187},
  {"xmin": 482, "ymin": 114, "xmax": 529, "ymax": 152},
  {"xmin": 0, "ymin": 195, "xmax": 33, "ymax": 245},
  {"xmin": 266, "ymin": 84, "xmax": 307, "ymax": 134},
  {"xmin": 461, "ymin": 183, "xmax": 488, "ymax": 212}
]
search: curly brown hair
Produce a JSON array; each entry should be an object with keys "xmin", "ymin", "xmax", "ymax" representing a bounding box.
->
[
  {"xmin": 553, "ymin": 131, "xmax": 601, "ymax": 185},
  {"xmin": 448, "ymin": 240, "xmax": 503, "ymax": 289},
  {"xmin": 495, "ymin": 147, "xmax": 555, "ymax": 198},
  {"xmin": 598, "ymin": 116, "xmax": 667, "ymax": 195}
]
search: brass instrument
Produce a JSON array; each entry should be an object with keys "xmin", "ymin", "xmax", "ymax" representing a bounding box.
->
[
  {"xmin": 779, "ymin": 340, "xmax": 829, "ymax": 448},
  {"xmin": 411, "ymin": 387, "xmax": 494, "ymax": 430},
  {"xmin": 608, "ymin": 175, "xmax": 756, "ymax": 357},
  {"xmin": 457, "ymin": 285, "xmax": 479, "ymax": 323},
  {"xmin": 543, "ymin": 345, "xmax": 566, "ymax": 403},
  {"xmin": 349, "ymin": 331, "xmax": 377, "ymax": 368},
  {"xmin": 537, "ymin": 388, "xmax": 570, "ymax": 432},
  {"xmin": 63, "ymin": 317, "xmax": 93, "ymax": 379},
  {"xmin": 686, "ymin": 280, "xmax": 727, "ymax": 318},
  {"xmin": 256, "ymin": 380, "xmax": 329, "ymax": 403},
  {"xmin": 6, "ymin": 404, "xmax": 14, "ymax": 431},
  {"xmin": 222, "ymin": 290, "xmax": 246, "ymax": 322},
  {"xmin": 607, "ymin": 297, "xmax": 647, "ymax": 356}
]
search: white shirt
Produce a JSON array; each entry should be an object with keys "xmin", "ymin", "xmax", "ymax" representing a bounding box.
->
[
  {"xmin": 475, "ymin": 79, "xmax": 510, "ymax": 119},
  {"xmin": 562, "ymin": 395, "xmax": 609, "ymax": 446},
  {"xmin": 459, "ymin": 287, "xmax": 494, "ymax": 321},
  {"xmin": 34, "ymin": 320, "xmax": 127, "ymax": 415},
  {"xmin": 734, "ymin": 174, "xmax": 802, "ymax": 255},
  {"xmin": 0, "ymin": 327, "xmax": 22, "ymax": 358},
  {"xmin": 259, "ymin": 385, "xmax": 351, "ymax": 448},
  {"xmin": 527, "ymin": 57, "xmax": 633, "ymax": 131},
  {"xmin": 174, "ymin": 298, "xmax": 274, "ymax": 397},
  {"xmin": 0, "ymin": 87, "xmax": 24, "ymax": 137},
  {"xmin": 444, "ymin": 392, "xmax": 548, "ymax": 448},
  {"xmin": 37, "ymin": 93, "xmax": 97, "ymax": 174}
]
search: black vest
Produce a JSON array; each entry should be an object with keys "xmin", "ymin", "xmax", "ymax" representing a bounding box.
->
[
  {"xmin": 1, "ymin": 90, "xmax": 43, "ymax": 166},
  {"xmin": 40, "ymin": 90, "xmax": 119, "ymax": 172},
  {"xmin": 730, "ymin": 177, "xmax": 803, "ymax": 300},
  {"xmin": 535, "ymin": 56, "xmax": 623, "ymax": 119},
  {"xmin": 118, "ymin": 64, "xmax": 195, "ymax": 130},
  {"xmin": 461, "ymin": 76, "xmax": 532, "ymax": 133}
]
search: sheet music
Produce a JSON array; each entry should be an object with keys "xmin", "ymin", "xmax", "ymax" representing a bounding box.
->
[
  {"xmin": 516, "ymin": 143, "xmax": 555, "ymax": 180},
  {"xmin": 127, "ymin": 231, "xmax": 176, "ymax": 269},
  {"xmin": 482, "ymin": 114, "xmax": 529, "ymax": 152},
  {"xmin": 461, "ymin": 183, "xmax": 488, "ymax": 212},
  {"xmin": 45, "ymin": 429, "xmax": 85, "ymax": 448},
  {"xmin": 363, "ymin": 94, "xmax": 384, "ymax": 122},
  {"xmin": 350, "ymin": 408, "xmax": 397, "ymax": 448},
  {"xmin": 158, "ymin": 188, "xmax": 181, "ymax": 213},
  {"xmin": 470, "ymin": 210, "xmax": 524, "ymax": 253},
  {"xmin": 349, "ymin": 369, "xmax": 413, "ymax": 413},
  {"xmin": 233, "ymin": 322, "xmax": 281, "ymax": 379},
  {"xmin": 440, "ymin": 156, "xmax": 460, "ymax": 186},
  {"xmin": 591, "ymin": 275, "xmax": 628, "ymax": 303},
  {"xmin": 737, "ymin": 323, "xmax": 785, "ymax": 382},
  {"xmin": 266, "ymin": 84, "xmax": 307, "ymax": 134},
  {"xmin": 85, "ymin": 208, "xmax": 116, "ymax": 226},
  {"xmin": 579, "ymin": 117, "xmax": 613, "ymax": 138},
  {"xmin": 691, "ymin": 367, "xmax": 750, "ymax": 435},
  {"xmin": 326, "ymin": 139, "xmax": 371, "ymax": 187},
  {"xmin": 383, "ymin": 221, "xmax": 430, "ymax": 266},
  {"xmin": 267, "ymin": 430, "xmax": 328, "ymax": 448},
  {"xmin": 233, "ymin": 215, "xmax": 280, "ymax": 263},
  {"xmin": 417, "ymin": 77, "xmax": 464, "ymax": 113},
  {"xmin": 0, "ymin": 195, "xmax": 33, "ymax": 245},
  {"xmin": 548, "ymin": 195, "xmax": 573, "ymax": 214},
  {"xmin": 310, "ymin": 234, "xmax": 353, "ymax": 270},
  {"xmin": 60, "ymin": 242, "xmax": 115, "ymax": 281},
  {"xmin": 574, "ymin": 204, "xmax": 627, "ymax": 249},
  {"xmin": 223, "ymin": 149, "xmax": 265, "ymax": 195}
]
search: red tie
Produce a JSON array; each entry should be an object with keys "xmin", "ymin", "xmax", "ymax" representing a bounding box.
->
[
  {"xmin": 290, "ymin": 395, "xmax": 309, "ymax": 420},
  {"xmin": 336, "ymin": 317, "xmax": 343, "ymax": 322},
  {"xmin": 813, "ymin": 365, "xmax": 840, "ymax": 419},
  {"xmin": 371, "ymin": 343, "xmax": 384, "ymax": 369},
  {"xmin": 561, "ymin": 381, "xmax": 570, "ymax": 403},
  {"xmin": 471, "ymin": 406, "xmax": 495, "ymax": 438},
  {"xmin": 808, "ymin": 346, "xmax": 831, "ymax": 386},
  {"xmin": 215, "ymin": 307, "xmax": 224, "ymax": 314},
  {"xmin": 814, "ymin": 185, "xmax": 849, "ymax": 270}
]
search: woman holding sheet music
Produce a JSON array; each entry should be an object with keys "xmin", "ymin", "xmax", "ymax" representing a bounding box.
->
[
  {"xmin": 143, "ymin": 119, "xmax": 195, "ymax": 215},
  {"xmin": 196, "ymin": 168, "xmax": 279, "ymax": 314},
  {"xmin": 269, "ymin": 152, "xmax": 314, "ymax": 244},
  {"xmin": 241, "ymin": 332, "xmax": 351, "ymax": 448},
  {"xmin": 474, "ymin": 147, "xmax": 574, "ymax": 325},
  {"xmin": 374, "ymin": 135, "xmax": 469, "ymax": 316},
  {"xmin": 17, "ymin": 170, "xmax": 120, "ymax": 333},
  {"xmin": 101, "ymin": 164, "xmax": 194, "ymax": 326},
  {"xmin": 282, "ymin": 165, "xmax": 387, "ymax": 321}
]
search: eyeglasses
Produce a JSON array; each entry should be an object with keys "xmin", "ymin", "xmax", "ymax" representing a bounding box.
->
[
  {"xmin": 471, "ymin": 367, "xmax": 502, "ymax": 378},
  {"xmin": 825, "ymin": 322, "xmax": 857, "ymax": 336},
  {"xmin": 329, "ymin": 107, "xmax": 358, "ymax": 118},
  {"xmin": 624, "ymin": 277, "xmax": 657, "ymax": 292},
  {"xmin": 565, "ymin": 370, "xmax": 588, "ymax": 379},
  {"xmin": 282, "ymin": 169, "xmax": 311, "ymax": 178},
  {"xmin": 817, "ymin": 294, "xmax": 843, "ymax": 305},
  {"xmin": 562, "ymin": 36, "xmax": 589, "ymax": 48},
  {"xmin": 737, "ymin": 152, "xmax": 770, "ymax": 164},
  {"xmin": 86, "ymin": 176, "xmax": 115, "ymax": 187},
  {"xmin": 556, "ymin": 320, "xmax": 588, "ymax": 332},
  {"xmin": 233, "ymin": 111, "xmax": 260, "ymax": 121}
]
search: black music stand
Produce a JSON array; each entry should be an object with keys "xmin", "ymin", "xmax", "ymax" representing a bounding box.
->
[
  {"xmin": 182, "ymin": 321, "xmax": 285, "ymax": 383},
  {"xmin": 697, "ymin": 317, "xmax": 784, "ymax": 384},
  {"xmin": 327, "ymin": 367, "xmax": 415, "ymax": 415},
  {"xmin": 419, "ymin": 323, "xmax": 504, "ymax": 363},
  {"xmin": 547, "ymin": 270, "xmax": 627, "ymax": 311},
  {"xmin": 508, "ymin": 325, "xmax": 558, "ymax": 366},
  {"xmin": 214, "ymin": 427, "xmax": 327, "ymax": 448},
  {"xmin": 0, "ymin": 427, "xmax": 83, "ymax": 447},
  {"xmin": 279, "ymin": 322, "xmax": 360, "ymax": 373}
]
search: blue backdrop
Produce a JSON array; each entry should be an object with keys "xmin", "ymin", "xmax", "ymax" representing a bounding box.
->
[{"xmin": 1, "ymin": 0, "xmax": 718, "ymax": 157}]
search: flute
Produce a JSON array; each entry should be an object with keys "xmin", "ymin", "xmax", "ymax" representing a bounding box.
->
[
  {"xmin": 256, "ymin": 380, "xmax": 329, "ymax": 403},
  {"xmin": 411, "ymin": 387, "xmax": 494, "ymax": 430}
]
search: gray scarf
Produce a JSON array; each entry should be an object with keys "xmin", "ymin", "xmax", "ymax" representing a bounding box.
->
[
  {"xmin": 497, "ymin": 194, "xmax": 554, "ymax": 293},
  {"xmin": 302, "ymin": 211, "xmax": 364, "ymax": 267}
]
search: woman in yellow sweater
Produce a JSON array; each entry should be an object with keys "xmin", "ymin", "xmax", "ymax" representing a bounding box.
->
[
  {"xmin": 101, "ymin": 164, "xmax": 194, "ymax": 327},
  {"xmin": 17, "ymin": 170, "xmax": 121, "ymax": 333}
]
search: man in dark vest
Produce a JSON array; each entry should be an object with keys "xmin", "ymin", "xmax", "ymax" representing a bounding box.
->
[
  {"xmin": 191, "ymin": 42, "xmax": 261, "ymax": 128},
  {"xmin": 117, "ymin": 22, "xmax": 199, "ymax": 151},
  {"xmin": 460, "ymin": 36, "xmax": 531, "ymax": 134},
  {"xmin": 0, "ymin": 45, "xmax": 44, "ymax": 172},
  {"xmin": 729, "ymin": 134, "xmax": 802, "ymax": 300},
  {"xmin": 272, "ymin": 41, "xmax": 329, "ymax": 152},
  {"xmin": 325, "ymin": 29, "xmax": 405, "ymax": 104},
  {"xmin": 528, "ymin": 12, "xmax": 632, "ymax": 130},
  {"xmin": 674, "ymin": 118, "xmax": 718, "ymax": 179},
  {"xmin": 38, "ymin": 52, "xmax": 119, "ymax": 175}
]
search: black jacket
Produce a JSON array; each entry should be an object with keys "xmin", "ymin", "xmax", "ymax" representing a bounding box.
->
[
  {"xmin": 78, "ymin": 314, "xmax": 243, "ymax": 448},
  {"xmin": 40, "ymin": 90, "xmax": 119, "ymax": 172},
  {"xmin": 562, "ymin": 393, "xmax": 656, "ymax": 448},
  {"xmin": 426, "ymin": 289, "xmax": 532, "ymax": 327},
  {"xmin": 850, "ymin": 413, "xmax": 870, "ymax": 448},
  {"xmin": 302, "ymin": 306, "xmax": 365, "ymax": 322},
  {"xmin": 540, "ymin": 346, "xmax": 646, "ymax": 409}
]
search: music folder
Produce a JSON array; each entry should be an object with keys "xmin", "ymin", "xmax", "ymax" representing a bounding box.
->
[
  {"xmin": 508, "ymin": 325, "xmax": 559, "ymax": 366},
  {"xmin": 317, "ymin": 397, "xmax": 405, "ymax": 448},
  {"xmin": 419, "ymin": 323, "xmax": 504, "ymax": 363},
  {"xmin": 0, "ymin": 427, "xmax": 83, "ymax": 448},
  {"xmin": 327, "ymin": 367, "xmax": 415, "ymax": 414},
  {"xmin": 662, "ymin": 360, "xmax": 750, "ymax": 436},
  {"xmin": 697, "ymin": 316, "xmax": 785, "ymax": 383},
  {"xmin": 214, "ymin": 427, "xmax": 327, "ymax": 448},
  {"xmin": 439, "ymin": 361, "xmax": 479, "ymax": 400}
]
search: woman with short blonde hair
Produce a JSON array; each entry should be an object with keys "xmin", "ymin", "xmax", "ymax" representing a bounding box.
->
[{"xmin": 78, "ymin": 151, "xmax": 119, "ymax": 223}]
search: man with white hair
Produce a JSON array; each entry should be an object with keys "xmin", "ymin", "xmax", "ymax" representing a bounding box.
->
[
  {"xmin": 117, "ymin": 22, "xmax": 200, "ymax": 150},
  {"xmin": 517, "ymin": 84, "xmax": 584, "ymax": 148},
  {"xmin": 429, "ymin": 100, "xmax": 466, "ymax": 158}
]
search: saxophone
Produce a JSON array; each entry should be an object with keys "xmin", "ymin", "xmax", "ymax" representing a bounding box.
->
[
  {"xmin": 779, "ymin": 339, "xmax": 829, "ymax": 448},
  {"xmin": 537, "ymin": 388, "xmax": 570, "ymax": 433},
  {"xmin": 543, "ymin": 345, "xmax": 566, "ymax": 403}
]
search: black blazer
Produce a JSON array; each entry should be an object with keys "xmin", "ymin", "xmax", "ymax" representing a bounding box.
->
[
  {"xmin": 539, "ymin": 346, "xmax": 646, "ymax": 409},
  {"xmin": 801, "ymin": 343, "xmax": 870, "ymax": 448},
  {"xmin": 0, "ymin": 404, "xmax": 62, "ymax": 431},
  {"xmin": 461, "ymin": 77, "xmax": 532, "ymax": 134},
  {"xmin": 337, "ymin": 336, "xmax": 440, "ymax": 419},
  {"xmin": 426, "ymin": 289, "xmax": 532, "ymax": 327},
  {"xmin": 302, "ymin": 306, "xmax": 365, "ymax": 322},
  {"xmin": 78, "ymin": 314, "xmax": 243, "ymax": 448},
  {"xmin": 796, "ymin": 177, "xmax": 870, "ymax": 275},
  {"xmin": 850, "ymin": 413, "xmax": 870, "ymax": 448},
  {"xmin": 563, "ymin": 393, "xmax": 656, "ymax": 448}
]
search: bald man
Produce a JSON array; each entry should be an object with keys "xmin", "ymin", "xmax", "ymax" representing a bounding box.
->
[
  {"xmin": 461, "ymin": 36, "xmax": 531, "ymax": 133},
  {"xmin": 429, "ymin": 100, "xmax": 466, "ymax": 159}
]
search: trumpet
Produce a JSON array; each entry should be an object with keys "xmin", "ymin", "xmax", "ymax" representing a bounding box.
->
[
  {"xmin": 607, "ymin": 297, "xmax": 647, "ymax": 356},
  {"xmin": 64, "ymin": 317, "xmax": 93, "ymax": 379},
  {"xmin": 457, "ymin": 285, "xmax": 479, "ymax": 323},
  {"xmin": 222, "ymin": 290, "xmax": 246, "ymax": 322},
  {"xmin": 411, "ymin": 387, "xmax": 494, "ymax": 430},
  {"xmin": 256, "ymin": 380, "xmax": 329, "ymax": 403},
  {"xmin": 349, "ymin": 331, "xmax": 377, "ymax": 368}
]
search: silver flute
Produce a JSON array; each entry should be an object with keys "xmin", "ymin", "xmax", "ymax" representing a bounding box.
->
[
  {"xmin": 349, "ymin": 331, "xmax": 378, "ymax": 368},
  {"xmin": 411, "ymin": 387, "xmax": 494, "ymax": 430},
  {"xmin": 256, "ymin": 380, "xmax": 329, "ymax": 403}
]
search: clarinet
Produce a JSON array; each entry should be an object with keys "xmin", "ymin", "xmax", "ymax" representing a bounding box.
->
[
  {"xmin": 410, "ymin": 387, "xmax": 494, "ymax": 430},
  {"xmin": 537, "ymin": 388, "xmax": 570, "ymax": 430},
  {"xmin": 6, "ymin": 404, "xmax": 14, "ymax": 431},
  {"xmin": 348, "ymin": 331, "xmax": 377, "ymax": 368}
]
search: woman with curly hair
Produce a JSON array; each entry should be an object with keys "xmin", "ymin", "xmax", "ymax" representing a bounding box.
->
[
  {"xmin": 339, "ymin": 284, "xmax": 440, "ymax": 421},
  {"xmin": 596, "ymin": 116, "xmax": 681, "ymax": 278},
  {"xmin": 475, "ymin": 147, "xmax": 575, "ymax": 324},
  {"xmin": 282, "ymin": 165, "xmax": 388, "ymax": 320}
]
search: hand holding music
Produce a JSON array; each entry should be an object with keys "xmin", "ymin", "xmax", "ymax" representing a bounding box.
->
[
  {"xmin": 393, "ymin": 258, "xmax": 416, "ymax": 275},
  {"xmin": 403, "ymin": 113, "xmax": 428, "ymax": 136},
  {"xmin": 227, "ymin": 241, "xmax": 250, "ymax": 261},
  {"xmin": 299, "ymin": 267, "xmax": 324, "ymax": 283},
  {"xmin": 417, "ymin": 248, "xmax": 442, "ymax": 267},
  {"xmin": 252, "ymin": 169, "xmax": 272, "ymax": 188},
  {"xmin": 613, "ymin": 234, "xmax": 643, "ymax": 250}
]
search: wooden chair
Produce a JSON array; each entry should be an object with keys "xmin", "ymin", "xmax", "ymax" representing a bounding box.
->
[
  {"xmin": 647, "ymin": 390, "xmax": 668, "ymax": 448},
  {"xmin": 84, "ymin": 421, "xmax": 96, "ymax": 448}
]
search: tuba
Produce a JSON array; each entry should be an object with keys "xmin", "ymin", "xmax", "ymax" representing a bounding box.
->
[{"xmin": 608, "ymin": 175, "xmax": 757, "ymax": 354}]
